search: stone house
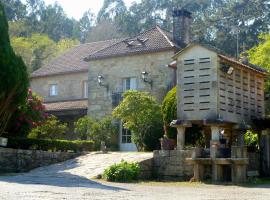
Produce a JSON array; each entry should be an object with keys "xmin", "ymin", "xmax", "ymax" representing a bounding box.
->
[{"xmin": 30, "ymin": 9, "xmax": 192, "ymax": 150}]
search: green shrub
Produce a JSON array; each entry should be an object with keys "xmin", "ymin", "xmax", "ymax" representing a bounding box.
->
[
  {"xmin": 28, "ymin": 115, "xmax": 67, "ymax": 139},
  {"xmin": 161, "ymin": 87, "xmax": 177, "ymax": 139},
  {"xmin": 103, "ymin": 160, "xmax": 140, "ymax": 182},
  {"xmin": 74, "ymin": 116, "xmax": 118, "ymax": 149},
  {"xmin": 6, "ymin": 137, "xmax": 95, "ymax": 152},
  {"xmin": 113, "ymin": 90, "xmax": 163, "ymax": 151}
]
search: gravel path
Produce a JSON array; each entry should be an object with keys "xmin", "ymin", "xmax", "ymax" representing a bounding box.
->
[{"xmin": 0, "ymin": 152, "xmax": 269, "ymax": 200}]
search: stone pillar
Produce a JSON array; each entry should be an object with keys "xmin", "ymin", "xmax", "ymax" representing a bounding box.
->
[
  {"xmin": 210, "ymin": 126, "xmax": 220, "ymax": 141},
  {"xmin": 177, "ymin": 126, "xmax": 186, "ymax": 150}
]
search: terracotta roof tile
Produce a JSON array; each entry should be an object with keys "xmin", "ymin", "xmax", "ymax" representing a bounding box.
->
[
  {"xmin": 31, "ymin": 39, "xmax": 123, "ymax": 78},
  {"xmin": 84, "ymin": 26, "xmax": 176, "ymax": 61},
  {"xmin": 44, "ymin": 99, "xmax": 88, "ymax": 111}
]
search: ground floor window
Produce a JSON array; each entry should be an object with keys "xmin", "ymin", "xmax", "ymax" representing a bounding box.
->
[{"xmin": 122, "ymin": 128, "xmax": 132, "ymax": 143}]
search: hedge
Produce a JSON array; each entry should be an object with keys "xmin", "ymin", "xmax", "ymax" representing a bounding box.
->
[{"xmin": 6, "ymin": 137, "xmax": 95, "ymax": 152}]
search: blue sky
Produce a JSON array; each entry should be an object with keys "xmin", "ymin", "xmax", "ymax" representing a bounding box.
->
[{"xmin": 43, "ymin": 0, "xmax": 141, "ymax": 20}]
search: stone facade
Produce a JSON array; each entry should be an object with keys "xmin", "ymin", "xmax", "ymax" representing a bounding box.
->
[
  {"xmin": 153, "ymin": 150, "xmax": 193, "ymax": 180},
  {"xmin": 31, "ymin": 72, "xmax": 88, "ymax": 103},
  {"xmin": 88, "ymin": 50, "xmax": 175, "ymax": 118},
  {"xmin": 0, "ymin": 147, "xmax": 81, "ymax": 173}
]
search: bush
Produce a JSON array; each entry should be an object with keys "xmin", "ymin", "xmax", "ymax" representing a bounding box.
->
[
  {"xmin": 28, "ymin": 115, "xmax": 67, "ymax": 139},
  {"xmin": 74, "ymin": 116, "xmax": 118, "ymax": 149},
  {"xmin": 103, "ymin": 160, "xmax": 140, "ymax": 182},
  {"xmin": 6, "ymin": 89, "xmax": 48, "ymax": 137},
  {"xmin": 161, "ymin": 87, "xmax": 177, "ymax": 139},
  {"xmin": 113, "ymin": 90, "xmax": 163, "ymax": 151},
  {"xmin": 6, "ymin": 137, "xmax": 95, "ymax": 152},
  {"xmin": 161, "ymin": 87, "xmax": 204, "ymax": 145}
]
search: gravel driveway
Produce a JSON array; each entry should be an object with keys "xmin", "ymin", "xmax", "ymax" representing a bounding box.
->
[{"xmin": 0, "ymin": 152, "xmax": 269, "ymax": 200}]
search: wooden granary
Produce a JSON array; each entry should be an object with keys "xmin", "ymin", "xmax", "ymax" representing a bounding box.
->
[
  {"xmin": 171, "ymin": 43, "xmax": 267, "ymax": 183},
  {"xmin": 173, "ymin": 43, "xmax": 267, "ymax": 125}
]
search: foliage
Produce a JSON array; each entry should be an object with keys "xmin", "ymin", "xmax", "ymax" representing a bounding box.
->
[
  {"xmin": 5, "ymin": 89, "xmax": 48, "ymax": 137},
  {"xmin": 74, "ymin": 116, "xmax": 118, "ymax": 148},
  {"xmin": 244, "ymin": 130, "xmax": 259, "ymax": 151},
  {"xmin": 113, "ymin": 90, "xmax": 163, "ymax": 151},
  {"xmin": 11, "ymin": 34, "xmax": 79, "ymax": 72},
  {"xmin": 247, "ymin": 34, "xmax": 270, "ymax": 115},
  {"xmin": 161, "ymin": 87, "xmax": 177, "ymax": 139},
  {"xmin": 0, "ymin": 2, "xmax": 29, "ymax": 135},
  {"xmin": 7, "ymin": 137, "xmax": 95, "ymax": 152},
  {"xmin": 28, "ymin": 115, "xmax": 67, "ymax": 140},
  {"xmin": 103, "ymin": 160, "xmax": 140, "ymax": 182}
]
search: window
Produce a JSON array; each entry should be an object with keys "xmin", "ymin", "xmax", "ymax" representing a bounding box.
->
[
  {"xmin": 122, "ymin": 128, "xmax": 132, "ymax": 143},
  {"xmin": 83, "ymin": 80, "xmax": 88, "ymax": 98},
  {"xmin": 123, "ymin": 77, "xmax": 137, "ymax": 91},
  {"xmin": 49, "ymin": 84, "xmax": 58, "ymax": 96}
]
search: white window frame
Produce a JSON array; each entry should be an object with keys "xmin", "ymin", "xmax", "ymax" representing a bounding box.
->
[
  {"xmin": 121, "ymin": 127, "xmax": 132, "ymax": 144},
  {"xmin": 49, "ymin": 84, "xmax": 58, "ymax": 96},
  {"xmin": 123, "ymin": 77, "xmax": 137, "ymax": 91},
  {"xmin": 83, "ymin": 80, "xmax": 88, "ymax": 98}
]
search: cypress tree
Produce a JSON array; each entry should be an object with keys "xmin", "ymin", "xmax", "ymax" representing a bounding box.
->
[{"xmin": 0, "ymin": 2, "xmax": 29, "ymax": 134}]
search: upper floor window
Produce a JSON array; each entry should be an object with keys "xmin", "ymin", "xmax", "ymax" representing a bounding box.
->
[
  {"xmin": 49, "ymin": 84, "xmax": 58, "ymax": 96},
  {"xmin": 83, "ymin": 80, "xmax": 88, "ymax": 98},
  {"xmin": 123, "ymin": 77, "xmax": 137, "ymax": 91}
]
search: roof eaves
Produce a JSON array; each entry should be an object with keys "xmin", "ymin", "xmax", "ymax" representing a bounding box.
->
[{"xmin": 218, "ymin": 54, "xmax": 267, "ymax": 75}]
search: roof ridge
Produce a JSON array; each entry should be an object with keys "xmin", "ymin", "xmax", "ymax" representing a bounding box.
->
[
  {"xmin": 85, "ymin": 25, "xmax": 175, "ymax": 61},
  {"xmin": 74, "ymin": 37, "xmax": 125, "ymax": 47},
  {"xmin": 156, "ymin": 26, "xmax": 175, "ymax": 47},
  {"xmin": 84, "ymin": 37, "xmax": 128, "ymax": 61}
]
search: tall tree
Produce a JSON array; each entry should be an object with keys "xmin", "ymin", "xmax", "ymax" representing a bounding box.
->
[{"xmin": 0, "ymin": 2, "xmax": 29, "ymax": 134}]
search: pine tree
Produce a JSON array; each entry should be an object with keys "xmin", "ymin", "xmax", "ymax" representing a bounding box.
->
[{"xmin": 0, "ymin": 2, "xmax": 29, "ymax": 134}]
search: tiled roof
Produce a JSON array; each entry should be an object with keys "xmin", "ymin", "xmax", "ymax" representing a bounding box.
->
[
  {"xmin": 84, "ymin": 26, "xmax": 176, "ymax": 61},
  {"xmin": 31, "ymin": 39, "xmax": 123, "ymax": 78},
  {"xmin": 218, "ymin": 54, "xmax": 267, "ymax": 74},
  {"xmin": 44, "ymin": 99, "xmax": 88, "ymax": 111}
]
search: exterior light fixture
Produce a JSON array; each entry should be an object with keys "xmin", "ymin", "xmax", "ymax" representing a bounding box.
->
[
  {"xmin": 220, "ymin": 64, "xmax": 234, "ymax": 75},
  {"xmin": 141, "ymin": 71, "xmax": 153, "ymax": 87},
  {"xmin": 97, "ymin": 75, "xmax": 108, "ymax": 90}
]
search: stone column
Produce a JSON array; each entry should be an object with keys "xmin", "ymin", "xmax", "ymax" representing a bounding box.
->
[
  {"xmin": 210, "ymin": 126, "xmax": 220, "ymax": 141},
  {"xmin": 177, "ymin": 126, "xmax": 186, "ymax": 150}
]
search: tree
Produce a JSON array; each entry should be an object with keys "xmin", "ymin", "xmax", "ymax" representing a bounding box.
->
[
  {"xmin": 6, "ymin": 89, "xmax": 48, "ymax": 137},
  {"xmin": 79, "ymin": 9, "xmax": 95, "ymax": 42},
  {"xmin": 113, "ymin": 90, "xmax": 163, "ymax": 151},
  {"xmin": 74, "ymin": 116, "xmax": 118, "ymax": 148},
  {"xmin": 28, "ymin": 115, "xmax": 67, "ymax": 140},
  {"xmin": 0, "ymin": 2, "xmax": 29, "ymax": 134},
  {"xmin": 247, "ymin": 34, "xmax": 270, "ymax": 115},
  {"xmin": 85, "ymin": 20, "xmax": 126, "ymax": 42},
  {"xmin": 11, "ymin": 34, "xmax": 79, "ymax": 72}
]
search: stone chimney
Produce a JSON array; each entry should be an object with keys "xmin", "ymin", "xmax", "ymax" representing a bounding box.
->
[{"xmin": 172, "ymin": 8, "xmax": 192, "ymax": 47}]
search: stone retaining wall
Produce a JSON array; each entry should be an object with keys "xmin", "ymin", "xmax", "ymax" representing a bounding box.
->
[
  {"xmin": 0, "ymin": 148, "xmax": 81, "ymax": 173},
  {"xmin": 153, "ymin": 150, "xmax": 193, "ymax": 180}
]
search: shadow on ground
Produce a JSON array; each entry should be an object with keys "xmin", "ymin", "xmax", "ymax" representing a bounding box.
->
[{"xmin": 0, "ymin": 156, "xmax": 128, "ymax": 191}]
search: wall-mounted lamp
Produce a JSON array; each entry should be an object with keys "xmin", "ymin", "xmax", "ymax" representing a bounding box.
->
[
  {"xmin": 141, "ymin": 71, "xmax": 153, "ymax": 88},
  {"xmin": 97, "ymin": 75, "xmax": 109, "ymax": 90},
  {"xmin": 220, "ymin": 64, "xmax": 234, "ymax": 75}
]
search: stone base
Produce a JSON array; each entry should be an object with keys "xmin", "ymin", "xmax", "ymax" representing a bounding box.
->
[{"xmin": 153, "ymin": 150, "xmax": 193, "ymax": 180}]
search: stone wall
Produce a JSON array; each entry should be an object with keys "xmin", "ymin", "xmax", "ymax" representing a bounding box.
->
[
  {"xmin": 0, "ymin": 148, "xmax": 81, "ymax": 173},
  {"xmin": 153, "ymin": 150, "xmax": 193, "ymax": 180},
  {"xmin": 31, "ymin": 72, "xmax": 88, "ymax": 103},
  {"xmin": 88, "ymin": 50, "xmax": 175, "ymax": 118}
]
